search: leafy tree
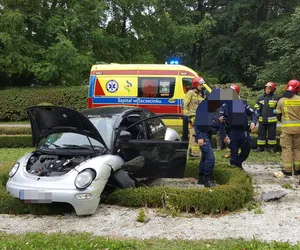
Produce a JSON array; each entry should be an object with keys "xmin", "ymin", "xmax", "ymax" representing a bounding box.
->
[{"xmin": 257, "ymin": 6, "xmax": 300, "ymax": 86}]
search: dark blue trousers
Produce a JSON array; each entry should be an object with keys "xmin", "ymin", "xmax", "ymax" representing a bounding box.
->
[
  {"xmin": 229, "ymin": 130, "xmax": 253, "ymax": 168},
  {"xmin": 198, "ymin": 133, "xmax": 215, "ymax": 176}
]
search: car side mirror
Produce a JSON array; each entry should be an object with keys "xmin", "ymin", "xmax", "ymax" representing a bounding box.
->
[{"xmin": 119, "ymin": 130, "xmax": 131, "ymax": 141}]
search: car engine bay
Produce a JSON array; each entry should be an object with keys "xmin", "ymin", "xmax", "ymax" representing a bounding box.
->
[{"xmin": 26, "ymin": 153, "xmax": 90, "ymax": 176}]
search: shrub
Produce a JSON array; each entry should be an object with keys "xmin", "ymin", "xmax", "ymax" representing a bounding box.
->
[
  {"xmin": 0, "ymin": 135, "xmax": 33, "ymax": 148},
  {"xmin": 0, "ymin": 86, "xmax": 88, "ymax": 121},
  {"xmin": 0, "ymin": 127, "xmax": 31, "ymax": 135},
  {"xmin": 105, "ymin": 162, "xmax": 253, "ymax": 214}
]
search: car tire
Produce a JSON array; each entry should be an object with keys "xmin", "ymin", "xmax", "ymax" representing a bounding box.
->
[{"xmin": 113, "ymin": 169, "xmax": 135, "ymax": 189}]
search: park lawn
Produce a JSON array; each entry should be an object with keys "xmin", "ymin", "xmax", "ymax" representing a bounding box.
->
[{"xmin": 0, "ymin": 233, "xmax": 297, "ymax": 250}]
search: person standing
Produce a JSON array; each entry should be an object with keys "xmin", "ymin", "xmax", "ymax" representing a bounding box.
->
[
  {"xmin": 219, "ymin": 84, "xmax": 257, "ymax": 169},
  {"xmin": 183, "ymin": 76, "xmax": 205, "ymax": 157},
  {"xmin": 275, "ymin": 79, "xmax": 300, "ymax": 176},
  {"xmin": 254, "ymin": 82, "xmax": 279, "ymax": 153},
  {"xmin": 194, "ymin": 89, "xmax": 221, "ymax": 187}
]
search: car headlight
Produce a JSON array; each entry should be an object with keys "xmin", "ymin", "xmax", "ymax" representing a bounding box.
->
[
  {"xmin": 74, "ymin": 169, "xmax": 96, "ymax": 190},
  {"xmin": 9, "ymin": 162, "xmax": 20, "ymax": 178}
]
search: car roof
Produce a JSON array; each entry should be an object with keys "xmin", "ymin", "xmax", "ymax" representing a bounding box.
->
[{"xmin": 80, "ymin": 106, "xmax": 145, "ymax": 117}]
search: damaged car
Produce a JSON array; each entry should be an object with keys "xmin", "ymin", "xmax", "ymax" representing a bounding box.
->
[{"xmin": 6, "ymin": 106, "xmax": 189, "ymax": 215}]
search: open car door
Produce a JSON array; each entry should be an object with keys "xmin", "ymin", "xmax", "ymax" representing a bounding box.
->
[{"xmin": 118, "ymin": 114, "xmax": 189, "ymax": 178}]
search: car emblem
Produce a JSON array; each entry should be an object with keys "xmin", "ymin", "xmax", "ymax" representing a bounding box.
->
[{"xmin": 106, "ymin": 80, "xmax": 119, "ymax": 93}]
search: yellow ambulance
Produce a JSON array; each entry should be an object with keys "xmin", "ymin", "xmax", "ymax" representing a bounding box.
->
[{"xmin": 88, "ymin": 63, "xmax": 210, "ymax": 125}]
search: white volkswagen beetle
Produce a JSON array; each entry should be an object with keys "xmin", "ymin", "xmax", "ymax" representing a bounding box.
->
[{"xmin": 6, "ymin": 106, "xmax": 189, "ymax": 215}]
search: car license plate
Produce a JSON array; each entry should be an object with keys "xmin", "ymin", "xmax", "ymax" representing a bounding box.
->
[{"xmin": 19, "ymin": 190, "xmax": 52, "ymax": 203}]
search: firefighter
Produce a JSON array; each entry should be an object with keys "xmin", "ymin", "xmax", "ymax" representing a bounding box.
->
[
  {"xmin": 254, "ymin": 82, "xmax": 279, "ymax": 153},
  {"xmin": 183, "ymin": 76, "xmax": 205, "ymax": 157},
  {"xmin": 219, "ymin": 84, "xmax": 257, "ymax": 169},
  {"xmin": 275, "ymin": 79, "xmax": 300, "ymax": 176}
]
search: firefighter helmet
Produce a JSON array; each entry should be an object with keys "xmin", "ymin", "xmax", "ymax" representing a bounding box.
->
[
  {"xmin": 264, "ymin": 82, "xmax": 276, "ymax": 92},
  {"xmin": 191, "ymin": 77, "xmax": 205, "ymax": 89},
  {"xmin": 286, "ymin": 79, "xmax": 300, "ymax": 93},
  {"xmin": 230, "ymin": 84, "xmax": 240, "ymax": 95}
]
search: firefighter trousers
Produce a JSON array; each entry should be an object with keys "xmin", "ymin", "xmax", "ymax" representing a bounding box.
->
[
  {"xmin": 280, "ymin": 132, "xmax": 300, "ymax": 173},
  {"xmin": 257, "ymin": 123, "xmax": 277, "ymax": 147},
  {"xmin": 189, "ymin": 127, "xmax": 200, "ymax": 157}
]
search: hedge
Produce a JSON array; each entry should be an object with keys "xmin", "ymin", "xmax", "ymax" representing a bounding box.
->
[
  {"xmin": 0, "ymin": 161, "xmax": 253, "ymax": 215},
  {"xmin": 0, "ymin": 126, "xmax": 31, "ymax": 135},
  {"xmin": 0, "ymin": 134, "xmax": 281, "ymax": 148},
  {"xmin": 0, "ymin": 84, "xmax": 287, "ymax": 122},
  {"xmin": 105, "ymin": 162, "xmax": 253, "ymax": 214},
  {"xmin": 0, "ymin": 86, "xmax": 88, "ymax": 121},
  {"xmin": 0, "ymin": 135, "xmax": 33, "ymax": 148}
]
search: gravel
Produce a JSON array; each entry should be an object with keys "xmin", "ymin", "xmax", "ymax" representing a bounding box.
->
[{"xmin": 1, "ymin": 163, "xmax": 300, "ymax": 244}]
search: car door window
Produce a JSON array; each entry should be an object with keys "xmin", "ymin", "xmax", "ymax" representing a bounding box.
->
[
  {"xmin": 118, "ymin": 113, "xmax": 146, "ymax": 140},
  {"xmin": 143, "ymin": 110, "xmax": 166, "ymax": 140}
]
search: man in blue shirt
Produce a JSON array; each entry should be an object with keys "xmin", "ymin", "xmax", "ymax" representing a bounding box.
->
[{"xmin": 219, "ymin": 84, "xmax": 257, "ymax": 169}]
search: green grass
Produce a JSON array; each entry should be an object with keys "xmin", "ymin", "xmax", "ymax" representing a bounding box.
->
[
  {"xmin": 0, "ymin": 233, "xmax": 297, "ymax": 249},
  {"xmin": 0, "ymin": 148, "xmax": 34, "ymax": 173}
]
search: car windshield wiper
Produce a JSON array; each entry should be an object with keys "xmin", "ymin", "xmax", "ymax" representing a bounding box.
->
[
  {"xmin": 62, "ymin": 144, "xmax": 93, "ymax": 150},
  {"xmin": 44, "ymin": 142, "xmax": 62, "ymax": 149}
]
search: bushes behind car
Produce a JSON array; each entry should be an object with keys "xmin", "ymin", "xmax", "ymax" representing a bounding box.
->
[
  {"xmin": 105, "ymin": 162, "xmax": 253, "ymax": 214},
  {"xmin": 0, "ymin": 84, "xmax": 286, "ymax": 122},
  {"xmin": 0, "ymin": 86, "xmax": 88, "ymax": 121}
]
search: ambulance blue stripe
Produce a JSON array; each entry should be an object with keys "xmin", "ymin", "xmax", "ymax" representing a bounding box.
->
[
  {"xmin": 92, "ymin": 97, "xmax": 181, "ymax": 105},
  {"xmin": 89, "ymin": 76, "xmax": 96, "ymax": 97}
]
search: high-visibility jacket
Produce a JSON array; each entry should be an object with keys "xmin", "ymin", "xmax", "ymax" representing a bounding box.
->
[
  {"xmin": 276, "ymin": 94, "xmax": 300, "ymax": 134},
  {"xmin": 254, "ymin": 92, "xmax": 279, "ymax": 124},
  {"xmin": 183, "ymin": 89, "xmax": 204, "ymax": 116}
]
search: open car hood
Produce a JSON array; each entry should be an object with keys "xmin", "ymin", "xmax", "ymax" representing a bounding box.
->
[{"xmin": 27, "ymin": 106, "xmax": 108, "ymax": 149}]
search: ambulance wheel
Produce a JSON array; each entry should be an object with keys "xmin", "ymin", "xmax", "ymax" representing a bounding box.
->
[{"xmin": 112, "ymin": 169, "xmax": 135, "ymax": 189}]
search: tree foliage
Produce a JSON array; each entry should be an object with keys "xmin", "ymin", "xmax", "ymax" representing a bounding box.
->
[{"xmin": 0, "ymin": 0, "xmax": 300, "ymax": 88}]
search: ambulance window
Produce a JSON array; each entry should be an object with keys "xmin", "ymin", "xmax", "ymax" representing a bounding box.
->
[
  {"xmin": 138, "ymin": 77, "xmax": 175, "ymax": 98},
  {"xmin": 182, "ymin": 78, "xmax": 193, "ymax": 93}
]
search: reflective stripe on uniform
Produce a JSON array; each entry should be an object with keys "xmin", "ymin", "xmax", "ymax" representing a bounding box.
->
[
  {"xmin": 259, "ymin": 100, "xmax": 264, "ymax": 104},
  {"xmin": 283, "ymin": 162, "xmax": 293, "ymax": 172},
  {"xmin": 268, "ymin": 116, "xmax": 277, "ymax": 122},
  {"xmin": 257, "ymin": 140, "xmax": 266, "ymax": 145},
  {"xmin": 267, "ymin": 140, "xmax": 277, "ymax": 145},
  {"xmin": 283, "ymin": 100, "xmax": 300, "ymax": 106},
  {"xmin": 294, "ymin": 161, "xmax": 300, "ymax": 170},
  {"xmin": 254, "ymin": 104, "xmax": 259, "ymax": 108},
  {"xmin": 258, "ymin": 116, "xmax": 263, "ymax": 122},
  {"xmin": 282, "ymin": 120, "xmax": 300, "ymax": 127},
  {"xmin": 276, "ymin": 109, "xmax": 282, "ymax": 114},
  {"xmin": 283, "ymin": 107, "xmax": 289, "ymax": 121}
]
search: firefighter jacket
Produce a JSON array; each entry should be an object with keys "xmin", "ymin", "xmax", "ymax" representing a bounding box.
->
[
  {"xmin": 183, "ymin": 89, "xmax": 204, "ymax": 116},
  {"xmin": 276, "ymin": 94, "xmax": 300, "ymax": 134},
  {"xmin": 219, "ymin": 99, "xmax": 257, "ymax": 140},
  {"xmin": 254, "ymin": 92, "xmax": 279, "ymax": 124}
]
